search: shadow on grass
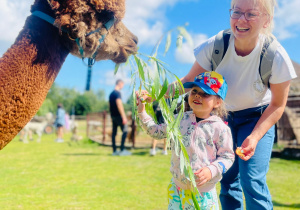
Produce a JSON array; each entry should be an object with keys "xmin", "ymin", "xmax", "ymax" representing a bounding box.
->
[
  {"xmin": 273, "ymin": 201, "xmax": 300, "ymax": 208},
  {"xmin": 132, "ymin": 151, "xmax": 149, "ymax": 156},
  {"xmin": 62, "ymin": 153, "xmax": 100, "ymax": 156},
  {"xmin": 271, "ymin": 148, "xmax": 300, "ymax": 160}
]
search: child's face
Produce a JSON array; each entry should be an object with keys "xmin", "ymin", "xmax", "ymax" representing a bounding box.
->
[{"xmin": 188, "ymin": 86, "xmax": 221, "ymax": 118}]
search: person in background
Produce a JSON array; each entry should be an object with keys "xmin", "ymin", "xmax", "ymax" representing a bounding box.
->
[
  {"xmin": 54, "ymin": 103, "xmax": 66, "ymax": 143},
  {"xmin": 150, "ymin": 101, "xmax": 168, "ymax": 156},
  {"xmin": 109, "ymin": 79, "xmax": 131, "ymax": 156}
]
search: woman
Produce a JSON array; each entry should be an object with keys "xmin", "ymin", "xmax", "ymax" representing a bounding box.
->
[{"xmin": 180, "ymin": 0, "xmax": 296, "ymax": 209}]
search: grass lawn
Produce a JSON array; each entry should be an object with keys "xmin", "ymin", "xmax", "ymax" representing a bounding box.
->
[{"xmin": 0, "ymin": 127, "xmax": 299, "ymax": 209}]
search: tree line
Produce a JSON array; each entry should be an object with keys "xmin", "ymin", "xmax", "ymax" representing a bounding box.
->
[{"xmin": 37, "ymin": 83, "xmax": 132, "ymax": 116}]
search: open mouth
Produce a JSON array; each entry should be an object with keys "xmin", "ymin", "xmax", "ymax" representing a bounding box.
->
[
  {"xmin": 236, "ymin": 26, "xmax": 249, "ymax": 32},
  {"xmin": 193, "ymin": 100, "xmax": 202, "ymax": 105}
]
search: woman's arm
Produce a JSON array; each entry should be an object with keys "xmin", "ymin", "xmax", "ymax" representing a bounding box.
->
[
  {"xmin": 240, "ymin": 80, "xmax": 291, "ymax": 161},
  {"xmin": 181, "ymin": 61, "xmax": 209, "ymax": 84},
  {"xmin": 165, "ymin": 61, "xmax": 209, "ymax": 98}
]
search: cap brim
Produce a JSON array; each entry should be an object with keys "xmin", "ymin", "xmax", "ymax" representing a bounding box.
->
[{"xmin": 183, "ymin": 82, "xmax": 218, "ymax": 96}]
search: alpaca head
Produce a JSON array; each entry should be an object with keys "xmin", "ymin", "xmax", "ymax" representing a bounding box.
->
[{"xmin": 36, "ymin": 0, "xmax": 138, "ymax": 63}]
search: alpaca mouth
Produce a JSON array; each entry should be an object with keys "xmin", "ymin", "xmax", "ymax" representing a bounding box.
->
[
  {"xmin": 113, "ymin": 42, "xmax": 138, "ymax": 64},
  {"xmin": 113, "ymin": 47, "xmax": 130, "ymax": 64}
]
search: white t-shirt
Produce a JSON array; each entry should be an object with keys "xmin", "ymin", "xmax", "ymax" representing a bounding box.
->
[{"xmin": 194, "ymin": 33, "xmax": 297, "ymax": 111}]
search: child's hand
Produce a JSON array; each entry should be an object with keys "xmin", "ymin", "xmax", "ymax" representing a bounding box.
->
[
  {"xmin": 194, "ymin": 167, "xmax": 212, "ymax": 186},
  {"xmin": 135, "ymin": 91, "xmax": 149, "ymax": 113}
]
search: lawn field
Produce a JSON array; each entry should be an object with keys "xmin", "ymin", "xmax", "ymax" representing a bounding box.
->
[{"xmin": 0, "ymin": 126, "xmax": 299, "ymax": 210}]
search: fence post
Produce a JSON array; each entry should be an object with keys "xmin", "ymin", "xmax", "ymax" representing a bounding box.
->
[{"xmin": 86, "ymin": 113, "xmax": 90, "ymax": 138}]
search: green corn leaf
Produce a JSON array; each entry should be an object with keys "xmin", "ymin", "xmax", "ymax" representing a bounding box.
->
[
  {"xmin": 153, "ymin": 63, "xmax": 161, "ymax": 99},
  {"xmin": 176, "ymin": 35, "xmax": 183, "ymax": 50},
  {"xmin": 170, "ymin": 98, "xmax": 178, "ymax": 113},
  {"xmin": 174, "ymin": 105, "xmax": 184, "ymax": 128},
  {"xmin": 134, "ymin": 55, "xmax": 145, "ymax": 82},
  {"xmin": 156, "ymin": 77, "xmax": 168, "ymax": 101},
  {"xmin": 164, "ymin": 32, "xmax": 172, "ymax": 56},
  {"xmin": 179, "ymin": 150, "xmax": 185, "ymax": 174},
  {"xmin": 114, "ymin": 64, "xmax": 120, "ymax": 75},
  {"xmin": 177, "ymin": 26, "xmax": 193, "ymax": 47},
  {"xmin": 191, "ymin": 192, "xmax": 201, "ymax": 210}
]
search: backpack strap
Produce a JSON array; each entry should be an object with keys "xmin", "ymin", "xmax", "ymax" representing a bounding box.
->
[
  {"xmin": 211, "ymin": 29, "xmax": 231, "ymax": 71},
  {"xmin": 259, "ymin": 37, "xmax": 277, "ymax": 88}
]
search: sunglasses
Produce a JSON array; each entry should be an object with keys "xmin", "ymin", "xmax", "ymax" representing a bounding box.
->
[{"xmin": 190, "ymin": 89, "xmax": 212, "ymax": 98}]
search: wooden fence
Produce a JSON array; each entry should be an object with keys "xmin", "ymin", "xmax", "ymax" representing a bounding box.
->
[
  {"xmin": 87, "ymin": 94, "xmax": 300, "ymax": 149},
  {"xmin": 86, "ymin": 111, "xmax": 137, "ymax": 148}
]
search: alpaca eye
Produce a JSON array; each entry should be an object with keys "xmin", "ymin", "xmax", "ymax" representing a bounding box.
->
[{"xmin": 96, "ymin": 10, "xmax": 114, "ymax": 23}]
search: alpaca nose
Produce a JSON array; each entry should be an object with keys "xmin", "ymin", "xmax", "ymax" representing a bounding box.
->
[{"xmin": 132, "ymin": 35, "xmax": 138, "ymax": 45}]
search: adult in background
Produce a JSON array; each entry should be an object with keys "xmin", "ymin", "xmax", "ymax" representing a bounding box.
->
[
  {"xmin": 54, "ymin": 103, "xmax": 66, "ymax": 143},
  {"xmin": 177, "ymin": 0, "xmax": 297, "ymax": 209},
  {"xmin": 150, "ymin": 101, "xmax": 168, "ymax": 156},
  {"xmin": 109, "ymin": 79, "xmax": 131, "ymax": 156}
]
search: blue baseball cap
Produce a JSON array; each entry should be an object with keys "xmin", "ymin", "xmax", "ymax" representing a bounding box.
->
[{"xmin": 183, "ymin": 72, "xmax": 228, "ymax": 100}]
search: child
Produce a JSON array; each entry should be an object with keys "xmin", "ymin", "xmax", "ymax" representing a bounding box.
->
[{"xmin": 136, "ymin": 72, "xmax": 234, "ymax": 210}]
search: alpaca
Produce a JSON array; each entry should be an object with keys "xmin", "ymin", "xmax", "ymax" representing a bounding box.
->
[
  {"xmin": 21, "ymin": 120, "xmax": 49, "ymax": 143},
  {"xmin": 0, "ymin": 0, "xmax": 138, "ymax": 150},
  {"xmin": 20, "ymin": 113, "xmax": 54, "ymax": 143}
]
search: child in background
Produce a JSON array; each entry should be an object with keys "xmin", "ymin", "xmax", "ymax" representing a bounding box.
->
[
  {"xmin": 136, "ymin": 72, "xmax": 234, "ymax": 209},
  {"xmin": 54, "ymin": 103, "xmax": 66, "ymax": 143}
]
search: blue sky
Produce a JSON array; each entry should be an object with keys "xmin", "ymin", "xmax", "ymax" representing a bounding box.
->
[{"xmin": 1, "ymin": 0, "xmax": 299, "ymax": 101}]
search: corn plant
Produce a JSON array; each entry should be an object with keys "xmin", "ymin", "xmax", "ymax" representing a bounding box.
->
[{"xmin": 116, "ymin": 24, "xmax": 201, "ymax": 209}]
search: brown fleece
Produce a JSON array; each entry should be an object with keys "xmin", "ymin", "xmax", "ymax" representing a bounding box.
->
[{"xmin": 0, "ymin": 0, "xmax": 137, "ymax": 150}]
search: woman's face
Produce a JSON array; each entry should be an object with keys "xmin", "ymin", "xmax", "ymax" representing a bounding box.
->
[{"xmin": 230, "ymin": 0, "xmax": 269, "ymax": 44}]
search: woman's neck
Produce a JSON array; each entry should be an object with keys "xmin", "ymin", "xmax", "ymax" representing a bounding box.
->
[{"xmin": 234, "ymin": 37, "xmax": 259, "ymax": 56}]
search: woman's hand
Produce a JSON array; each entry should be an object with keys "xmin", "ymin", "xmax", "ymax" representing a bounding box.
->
[
  {"xmin": 238, "ymin": 136, "xmax": 259, "ymax": 161},
  {"xmin": 194, "ymin": 167, "xmax": 212, "ymax": 186}
]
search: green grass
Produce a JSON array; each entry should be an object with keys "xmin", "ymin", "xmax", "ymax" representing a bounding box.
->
[{"xmin": 0, "ymin": 130, "xmax": 299, "ymax": 209}]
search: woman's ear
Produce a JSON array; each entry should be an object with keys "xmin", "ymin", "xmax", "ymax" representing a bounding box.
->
[{"xmin": 263, "ymin": 15, "xmax": 272, "ymax": 28}]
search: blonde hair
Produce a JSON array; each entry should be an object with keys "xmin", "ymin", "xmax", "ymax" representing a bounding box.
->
[
  {"xmin": 231, "ymin": 0, "xmax": 277, "ymax": 39},
  {"xmin": 211, "ymin": 97, "xmax": 228, "ymax": 120}
]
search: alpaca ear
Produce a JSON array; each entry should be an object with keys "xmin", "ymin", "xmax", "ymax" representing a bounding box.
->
[
  {"xmin": 48, "ymin": 0, "xmax": 60, "ymax": 10},
  {"xmin": 90, "ymin": 0, "xmax": 125, "ymax": 20}
]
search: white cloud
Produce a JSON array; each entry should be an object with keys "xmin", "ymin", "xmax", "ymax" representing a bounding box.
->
[
  {"xmin": 101, "ymin": 68, "xmax": 132, "ymax": 86},
  {"xmin": 0, "ymin": 1, "xmax": 31, "ymax": 42},
  {"xmin": 123, "ymin": 0, "xmax": 185, "ymax": 46},
  {"xmin": 175, "ymin": 33, "xmax": 208, "ymax": 64},
  {"xmin": 274, "ymin": 0, "xmax": 300, "ymax": 40}
]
